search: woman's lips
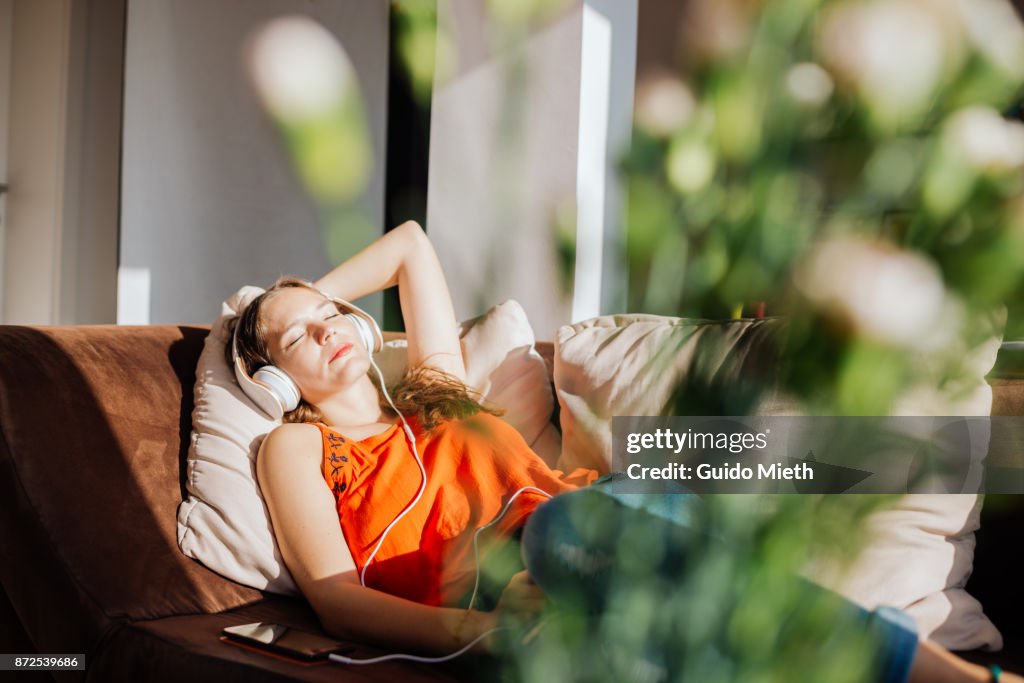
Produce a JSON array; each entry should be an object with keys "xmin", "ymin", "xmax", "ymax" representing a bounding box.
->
[{"xmin": 329, "ymin": 343, "xmax": 353, "ymax": 363}]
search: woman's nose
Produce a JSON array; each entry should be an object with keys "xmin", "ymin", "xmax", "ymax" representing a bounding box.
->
[{"xmin": 313, "ymin": 323, "xmax": 335, "ymax": 344}]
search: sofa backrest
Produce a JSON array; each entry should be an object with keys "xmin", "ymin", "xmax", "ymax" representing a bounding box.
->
[{"xmin": 0, "ymin": 325, "xmax": 262, "ymax": 654}]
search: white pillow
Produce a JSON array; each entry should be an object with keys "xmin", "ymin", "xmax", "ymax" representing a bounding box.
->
[
  {"xmin": 552, "ymin": 313, "xmax": 1003, "ymax": 652},
  {"xmin": 802, "ymin": 331, "xmax": 1004, "ymax": 652},
  {"xmin": 554, "ymin": 314, "xmax": 776, "ymax": 474},
  {"xmin": 176, "ymin": 289, "xmax": 558, "ymax": 595}
]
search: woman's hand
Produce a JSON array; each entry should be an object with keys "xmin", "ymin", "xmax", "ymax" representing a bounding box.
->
[
  {"xmin": 494, "ymin": 570, "xmax": 547, "ymax": 628},
  {"xmin": 459, "ymin": 608, "xmax": 500, "ymax": 654},
  {"xmin": 462, "ymin": 571, "xmax": 547, "ymax": 655}
]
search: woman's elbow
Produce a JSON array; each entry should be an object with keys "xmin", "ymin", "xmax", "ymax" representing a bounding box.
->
[
  {"xmin": 318, "ymin": 613, "xmax": 357, "ymax": 642},
  {"xmin": 396, "ymin": 220, "xmax": 429, "ymax": 248},
  {"xmin": 307, "ymin": 580, "xmax": 363, "ymax": 640}
]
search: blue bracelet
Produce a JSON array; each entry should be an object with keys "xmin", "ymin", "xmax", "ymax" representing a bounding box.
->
[{"xmin": 991, "ymin": 664, "xmax": 1002, "ymax": 682}]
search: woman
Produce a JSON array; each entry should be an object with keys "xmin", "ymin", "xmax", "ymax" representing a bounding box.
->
[{"xmin": 231, "ymin": 220, "xmax": 1013, "ymax": 683}]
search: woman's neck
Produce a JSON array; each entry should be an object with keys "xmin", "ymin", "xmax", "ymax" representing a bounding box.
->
[{"xmin": 316, "ymin": 375, "xmax": 392, "ymax": 429}]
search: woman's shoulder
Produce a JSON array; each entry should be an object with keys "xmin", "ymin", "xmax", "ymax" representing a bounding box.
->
[
  {"xmin": 258, "ymin": 423, "xmax": 324, "ymax": 463},
  {"xmin": 267, "ymin": 421, "xmax": 324, "ymax": 438}
]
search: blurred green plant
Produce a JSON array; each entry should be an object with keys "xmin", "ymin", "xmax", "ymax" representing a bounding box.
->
[
  {"xmin": 246, "ymin": 15, "xmax": 376, "ymax": 265},
  {"xmin": 504, "ymin": 0, "xmax": 1023, "ymax": 680},
  {"xmin": 626, "ymin": 0, "xmax": 1024, "ymax": 417},
  {"xmin": 392, "ymin": 0, "xmax": 451, "ymax": 105}
]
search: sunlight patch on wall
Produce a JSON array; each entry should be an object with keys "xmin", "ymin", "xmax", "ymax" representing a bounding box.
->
[{"xmin": 117, "ymin": 265, "xmax": 150, "ymax": 325}]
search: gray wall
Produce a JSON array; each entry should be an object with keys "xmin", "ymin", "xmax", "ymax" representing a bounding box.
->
[
  {"xmin": 61, "ymin": 0, "xmax": 124, "ymax": 324},
  {"xmin": 427, "ymin": 0, "xmax": 583, "ymax": 339},
  {"xmin": 121, "ymin": 0, "xmax": 389, "ymax": 325}
]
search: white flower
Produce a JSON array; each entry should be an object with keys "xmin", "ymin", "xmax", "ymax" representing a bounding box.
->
[
  {"xmin": 635, "ymin": 74, "xmax": 696, "ymax": 137},
  {"xmin": 952, "ymin": 0, "xmax": 1024, "ymax": 80},
  {"xmin": 246, "ymin": 16, "xmax": 354, "ymax": 123},
  {"xmin": 785, "ymin": 62, "xmax": 834, "ymax": 108},
  {"xmin": 820, "ymin": 0, "xmax": 953, "ymax": 128},
  {"xmin": 795, "ymin": 238, "xmax": 951, "ymax": 349},
  {"xmin": 945, "ymin": 106, "xmax": 1024, "ymax": 174}
]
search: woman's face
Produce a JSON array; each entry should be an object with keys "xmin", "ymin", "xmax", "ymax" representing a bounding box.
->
[{"xmin": 260, "ymin": 287, "xmax": 373, "ymax": 404}]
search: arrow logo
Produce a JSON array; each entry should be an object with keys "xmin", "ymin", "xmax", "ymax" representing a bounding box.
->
[{"xmin": 790, "ymin": 450, "xmax": 874, "ymax": 494}]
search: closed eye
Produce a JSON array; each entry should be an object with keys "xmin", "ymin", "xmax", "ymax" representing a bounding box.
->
[{"xmin": 284, "ymin": 307, "xmax": 337, "ymax": 349}]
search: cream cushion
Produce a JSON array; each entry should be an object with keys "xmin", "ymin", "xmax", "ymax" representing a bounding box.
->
[
  {"xmin": 176, "ymin": 288, "xmax": 558, "ymax": 594},
  {"xmin": 554, "ymin": 314, "xmax": 776, "ymax": 474},
  {"xmin": 804, "ymin": 331, "xmax": 1004, "ymax": 652},
  {"xmin": 553, "ymin": 313, "xmax": 1002, "ymax": 652}
]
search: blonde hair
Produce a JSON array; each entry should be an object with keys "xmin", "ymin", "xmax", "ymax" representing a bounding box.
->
[{"xmin": 226, "ymin": 277, "xmax": 503, "ymax": 431}]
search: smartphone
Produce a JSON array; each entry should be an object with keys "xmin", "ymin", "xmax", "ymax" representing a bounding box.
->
[{"xmin": 221, "ymin": 622, "xmax": 352, "ymax": 661}]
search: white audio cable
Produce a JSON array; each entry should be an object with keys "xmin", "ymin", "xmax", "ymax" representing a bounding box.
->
[
  {"xmin": 327, "ymin": 626, "xmax": 504, "ymax": 665},
  {"xmin": 465, "ymin": 485, "xmax": 553, "ymax": 612},
  {"xmin": 358, "ymin": 356, "xmax": 426, "ymax": 588}
]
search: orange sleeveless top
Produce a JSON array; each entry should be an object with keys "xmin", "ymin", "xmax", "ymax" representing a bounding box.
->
[{"xmin": 315, "ymin": 413, "xmax": 598, "ymax": 606}]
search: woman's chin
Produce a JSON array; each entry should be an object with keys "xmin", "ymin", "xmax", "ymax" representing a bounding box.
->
[{"xmin": 330, "ymin": 357, "xmax": 374, "ymax": 385}]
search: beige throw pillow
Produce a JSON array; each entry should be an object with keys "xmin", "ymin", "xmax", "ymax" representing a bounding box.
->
[
  {"xmin": 554, "ymin": 314, "xmax": 776, "ymax": 474},
  {"xmin": 176, "ymin": 289, "xmax": 558, "ymax": 594},
  {"xmin": 802, "ymin": 331, "xmax": 1004, "ymax": 652},
  {"xmin": 552, "ymin": 313, "xmax": 1002, "ymax": 652}
]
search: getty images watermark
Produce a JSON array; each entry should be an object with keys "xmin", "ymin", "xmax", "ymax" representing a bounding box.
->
[{"xmin": 610, "ymin": 416, "xmax": 1024, "ymax": 494}]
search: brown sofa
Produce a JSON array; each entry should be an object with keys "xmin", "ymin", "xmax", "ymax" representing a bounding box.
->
[{"xmin": 0, "ymin": 324, "xmax": 1020, "ymax": 681}]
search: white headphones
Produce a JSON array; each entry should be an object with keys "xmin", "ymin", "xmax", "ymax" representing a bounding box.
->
[{"xmin": 231, "ymin": 283, "xmax": 384, "ymax": 420}]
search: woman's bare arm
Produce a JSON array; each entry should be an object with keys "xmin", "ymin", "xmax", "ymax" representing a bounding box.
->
[
  {"xmin": 313, "ymin": 220, "xmax": 465, "ymax": 382},
  {"xmin": 312, "ymin": 221, "xmax": 416, "ymax": 303},
  {"xmin": 256, "ymin": 423, "xmax": 493, "ymax": 652}
]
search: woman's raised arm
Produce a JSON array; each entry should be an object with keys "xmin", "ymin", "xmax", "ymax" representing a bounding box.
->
[
  {"xmin": 256, "ymin": 422, "xmax": 493, "ymax": 652},
  {"xmin": 313, "ymin": 220, "xmax": 465, "ymax": 382}
]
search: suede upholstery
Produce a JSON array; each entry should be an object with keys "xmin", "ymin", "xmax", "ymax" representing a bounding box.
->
[{"xmin": 0, "ymin": 324, "xmax": 1020, "ymax": 680}]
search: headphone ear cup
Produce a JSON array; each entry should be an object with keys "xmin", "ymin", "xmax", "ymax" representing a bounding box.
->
[
  {"xmin": 345, "ymin": 313, "xmax": 374, "ymax": 352},
  {"xmin": 233, "ymin": 321, "xmax": 289, "ymax": 420},
  {"xmin": 252, "ymin": 365, "xmax": 302, "ymax": 413}
]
